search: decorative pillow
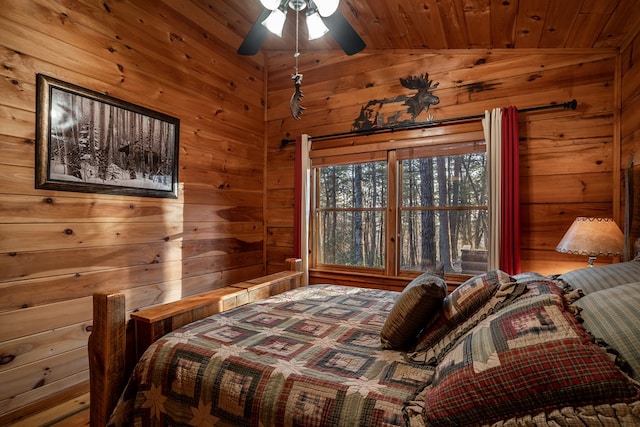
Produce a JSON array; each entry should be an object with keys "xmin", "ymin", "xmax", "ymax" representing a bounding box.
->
[
  {"xmin": 380, "ymin": 272, "xmax": 447, "ymax": 349},
  {"xmin": 574, "ymin": 282, "xmax": 640, "ymax": 381},
  {"xmin": 415, "ymin": 281, "xmax": 640, "ymax": 427},
  {"xmin": 556, "ymin": 260, "xmax": 640, "ymax": 295},
  {"xmin": 512, "ymin": 271, "xmax": 544, "ymax": 281},
  {"xmin": 408, "ymin": 270, "xmax": 524, "ymax": 365}
]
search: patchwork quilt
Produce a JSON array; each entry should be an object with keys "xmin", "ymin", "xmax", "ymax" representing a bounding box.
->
[
  {"xmin": 107, "ymin": 277, "xmax": 640, "ymax": 427},
  {"xmin": 107, "ymin": 285, "xmax": 434, "ymax": 427}
]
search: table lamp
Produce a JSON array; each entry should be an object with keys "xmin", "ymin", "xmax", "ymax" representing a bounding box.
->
[{"xmin": 556, "ymin": 217, "xmax": 624, "ymax": 267}]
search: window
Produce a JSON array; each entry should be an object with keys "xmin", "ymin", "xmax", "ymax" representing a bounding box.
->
[
  {"xmin": 311, "ymin": 139, "xmax": 488, "ymax": 275},
  {"xmin": 399, "ymin": 151, "xmax": 487, "ymax": 272},
  {"xmin": 315, "ymin": 161, "xmax": 387, "ymax": 268}
]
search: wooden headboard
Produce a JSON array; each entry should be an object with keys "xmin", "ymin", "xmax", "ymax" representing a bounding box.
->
[{"xmin": 625, "ymin": 161, "xmax": 640, "ymax": 259}]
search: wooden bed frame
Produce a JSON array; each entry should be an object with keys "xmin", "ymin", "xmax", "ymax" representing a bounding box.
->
[
  {"xmin": 86, "ymin": 160, "xmax": 640, "ymax": 427},
  {"xmin": 625, "ymin": 160, "xmax": 640, "ymax": 259},
  {"xmin": 88, "ymin": 258, "xmax": 303, "ymax": 427}
]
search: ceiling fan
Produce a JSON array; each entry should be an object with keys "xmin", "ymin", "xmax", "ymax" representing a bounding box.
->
[{"xmin": 237, "ymin": 0, "xmax": 366, "ymax": 56}]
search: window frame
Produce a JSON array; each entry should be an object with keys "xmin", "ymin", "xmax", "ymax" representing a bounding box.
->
[
  {"xmin": 311, "ymin": 159, "xmax": 390, "ymax": 274},
  {"xmin": 308, "ymin": 125, "xmax": 487, "ymax": 279},
  {"xmin": 396, "ymin": 145, "xmax": 488, "ymax": 273}
]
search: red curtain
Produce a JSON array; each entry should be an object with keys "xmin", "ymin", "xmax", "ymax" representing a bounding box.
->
[
  {"xmin": 293, "ymin": 136, "xmax": 302, "ymax": 258},
  {"xmin": 500, "ymin": 107, "xmax": 521, "ymax": 274}
]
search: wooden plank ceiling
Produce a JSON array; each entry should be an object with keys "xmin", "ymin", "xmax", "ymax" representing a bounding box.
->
[{"xmin": 206, "ymin": 0, "xmax": 640, "ymax": 53}]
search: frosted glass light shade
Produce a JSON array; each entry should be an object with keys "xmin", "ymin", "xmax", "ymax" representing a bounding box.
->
[
  {"xmin": 260, "ymin": 0, "xmax": 282, "ymax": 10},
  {"xmin": 314, "ymin": 0, "xmax": 339, "ymax": 17},
  {"xmin": 262, "ymin": 8, "xmax": 287, "ymax": 37},
  {"xmin": 306, "ymin": 11, "xmax": 329, "ymax": 39}
]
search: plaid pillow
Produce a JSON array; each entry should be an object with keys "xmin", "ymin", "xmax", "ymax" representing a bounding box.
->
[
  {"xmin": 575, "ymin": 282, "xmax": 640, "ymax": 381},
  {"xmin": 556, "ymin": 260, "xmax": 640, "ymax": 295},
  {"xmin": 418, "ymin": 280, "xmax": 639, "ymax": 427},
  {"xmin": 407, "ymin": 270, "xmax": 524, "ymax": 365},
  {"xmin": 380, "ymin": 272, "xmax": 447, "ymax": 349}
]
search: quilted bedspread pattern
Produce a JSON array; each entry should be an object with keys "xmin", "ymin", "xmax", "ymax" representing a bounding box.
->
[{"xmin": 107, "ymin": 285, "xmax": 434, "ymax": 426}]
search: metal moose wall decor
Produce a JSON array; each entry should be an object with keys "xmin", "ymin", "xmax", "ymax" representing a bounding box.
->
[{"xmin": 351, "ymin": 73, "xmax": 439, "ymax": 132}]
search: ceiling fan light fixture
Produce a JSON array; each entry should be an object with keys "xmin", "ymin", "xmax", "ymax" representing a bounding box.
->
[
  {"xmin": 262, "ymin": 7, "xmax": 287, "ymax": 37},
  {"xmin": 241, "ymin": 0, "xmax": 364, "ymax": 56},
  {"xmin": 288, "ymin": 0, "xmax": 307, "ymax": 11},
  {"xmin": 306, "ymin": 10, "xmax": 329, "ymax": 40},
  {"xmin": 259, "ymin": 0, "xmax": 282, "ymax": 10},
  {"xmin": 313, "ymin": 0, "xmax": 339, "ymax": 17}
]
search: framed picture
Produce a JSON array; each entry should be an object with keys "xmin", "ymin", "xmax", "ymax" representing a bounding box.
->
[{"xmin": 36, "ymin": 74, "xmax": 180, "ymax": 199}]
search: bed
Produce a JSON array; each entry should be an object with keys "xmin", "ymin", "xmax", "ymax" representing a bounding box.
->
[
  {"xmin": 89, "ymin": 257, "xmax": 640, "ymax": 427},
  {"xmin": 89, "ymin": 164, "xmax": 640, "ymax": 427}
]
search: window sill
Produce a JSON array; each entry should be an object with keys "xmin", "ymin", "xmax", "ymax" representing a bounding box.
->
[{"xmin": 309, "ymin": 267, "xmax": 472, "ymax": 293}]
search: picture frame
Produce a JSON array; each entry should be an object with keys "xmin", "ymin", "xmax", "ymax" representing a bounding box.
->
[{"xmin": 36, "ymin": 74, "xmax": 180, "ymax": 199}]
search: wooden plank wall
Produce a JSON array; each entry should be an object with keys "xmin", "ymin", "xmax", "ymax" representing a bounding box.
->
[
  {"xmin": 621, "ymin": 31, "xmax": 640, "ymax": 250},
  {"xmin": 0, "ymin": 2, "xmax": 638, "ymax": 424},
  {"xmin": 265, "ymin": 49, "xmax": 621, "ymax": 277},
  {"xmin": 622, "ymin": 33, "xmax": 640, "ymax": 167},
  {"xmin": 0, "ymin": 0, "xmax": 265, "ymax": 423}
]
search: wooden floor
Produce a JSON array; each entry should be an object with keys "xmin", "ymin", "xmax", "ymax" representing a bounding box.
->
[{"xmin": 9, "ymin": 392, "xmax": 90, "ymax": 427}]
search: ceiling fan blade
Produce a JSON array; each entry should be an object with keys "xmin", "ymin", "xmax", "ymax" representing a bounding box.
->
[
  {"xmin": 322, "ymin": 10, "xmax": 366, "ymax": 55},
  {"xmin": 237, "ymin": 9, "xmax": 272, "ymax": 56}
]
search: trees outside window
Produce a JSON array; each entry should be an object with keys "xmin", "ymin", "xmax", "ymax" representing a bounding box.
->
[
  {"xmin": 312, "ymin": 141, "xmax": 488, "ymax": 275},
  {"xmin": 399, "ymin": 152, "xmax": 487, "ymax": 273},
  {"xmin": 315, "ymin": 161, "xmax": 387, "ymax": 268}
]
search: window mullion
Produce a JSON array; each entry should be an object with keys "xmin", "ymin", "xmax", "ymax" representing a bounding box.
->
[
  {"xmin": 310, "ymin": 168, "xmax": 318, "ymax": 268},
  {"xmin": 386, "ymin": 150, "xmax": 398, "ymax": 276}
]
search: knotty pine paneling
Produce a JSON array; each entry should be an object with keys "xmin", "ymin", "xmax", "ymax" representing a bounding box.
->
[
  {"xmin": 216, "ymin": 0, "xmax": 640, "ymax": 53},
  {"xmin": 0, "ymin": 0, "xmax": 639, "ymax": 423},
  {"xmin": 265, "ymin": 49, "xmax": 619, "ymax": 276},
  {"xmin": 0, "ymin": 347, "xmax": 89, "ymax": 414},
  {"xmin": 621, "ymin": 31, "xmax": 640, "ymax": 255},
  {"xmin": 0, "ymin": 321, "xmax": 91, "ymax": 373},
  {"xmin": 0, "ymin": 0, "xmax": 266, "ymax": 422},
  {"xmin": 1, "ymin": 257, "xmax": 184, "ymax": 313}
]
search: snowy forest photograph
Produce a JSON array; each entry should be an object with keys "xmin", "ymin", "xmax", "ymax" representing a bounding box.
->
[{"xmin": 36, "ymin": 74, "xmax": 179, "ymax": 198}]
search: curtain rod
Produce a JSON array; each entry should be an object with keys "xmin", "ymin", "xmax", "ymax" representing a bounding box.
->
[{"xmin": 280, "ymin": 99, "xmax": 577, "ymax": 146}]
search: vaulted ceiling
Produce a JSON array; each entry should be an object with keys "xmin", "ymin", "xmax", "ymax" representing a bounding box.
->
[{"xmin": 209, "ymin": 0, "xmax": 640, "ymax": 54}]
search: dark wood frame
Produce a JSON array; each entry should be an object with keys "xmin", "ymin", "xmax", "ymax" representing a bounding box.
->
[
  {"xmin": 88, "ymin": 259, "xmax": 304, "ymax": 427},
  {"xmin": 36, "ymin": 74, "xmax": 180, "ymax": 199}
]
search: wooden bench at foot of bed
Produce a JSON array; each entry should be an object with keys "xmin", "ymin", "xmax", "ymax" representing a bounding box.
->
[{"xmin": 88, "ymin": 258, "xmax": 303, "ymax": 427}]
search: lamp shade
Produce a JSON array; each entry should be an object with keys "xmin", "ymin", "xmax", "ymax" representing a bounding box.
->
[{"xmin": 556, "ymin": 217, "xmax": 623, "ymax": 258}]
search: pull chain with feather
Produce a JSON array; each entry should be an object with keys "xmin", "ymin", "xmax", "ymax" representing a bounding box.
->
[{"xmin": 290, "ymin": 6, "xmax": 305, "ymax": 120}]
